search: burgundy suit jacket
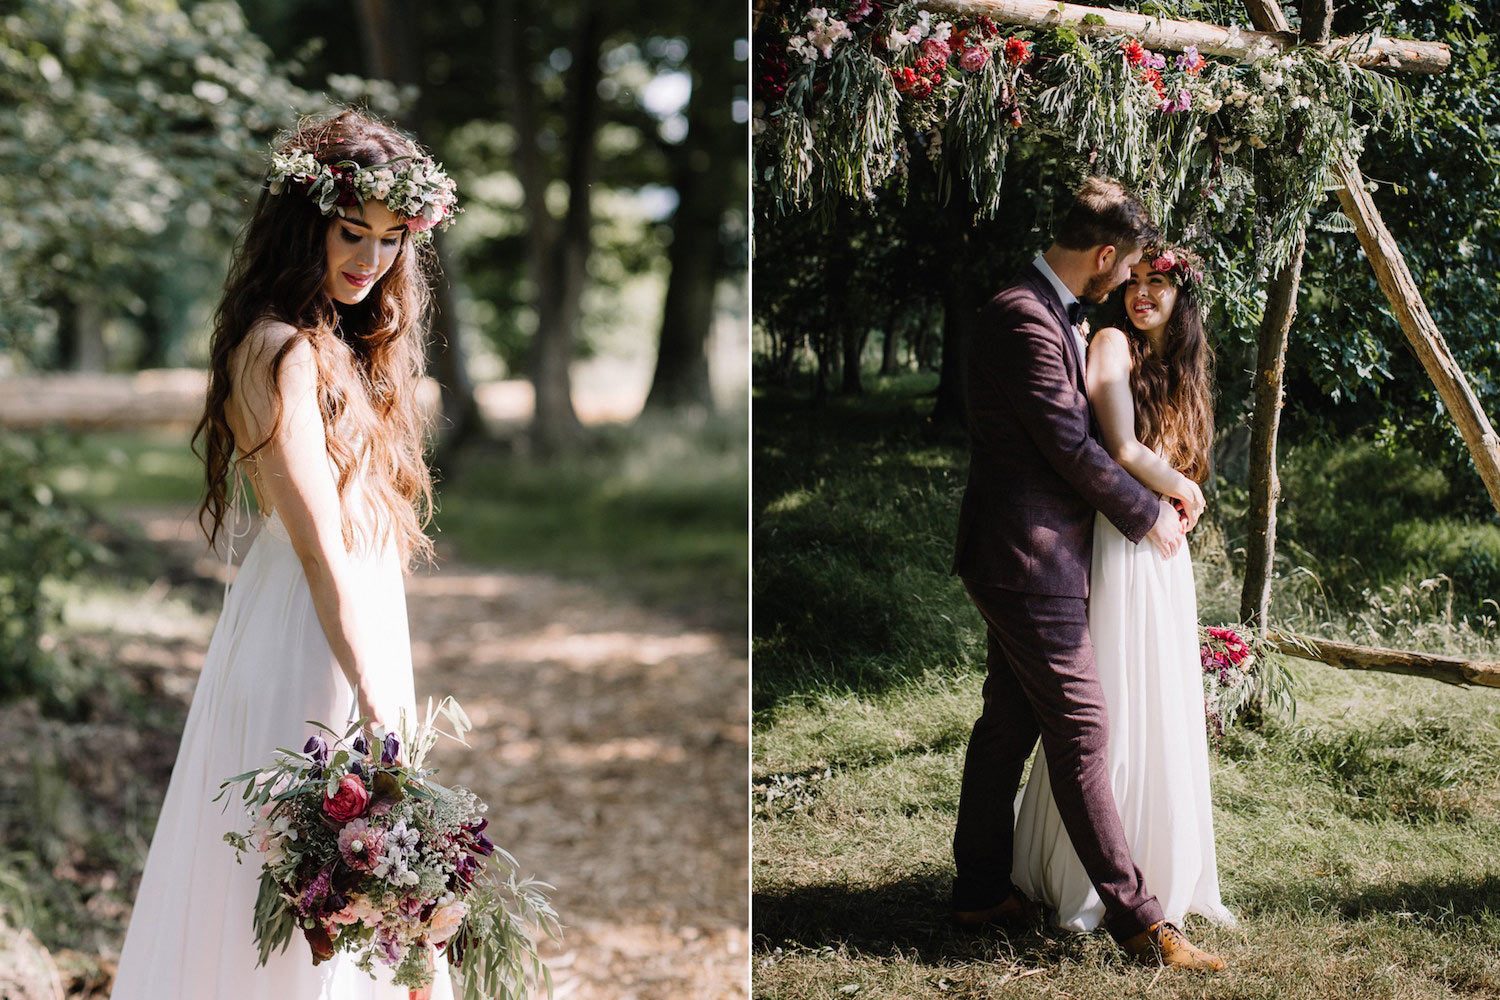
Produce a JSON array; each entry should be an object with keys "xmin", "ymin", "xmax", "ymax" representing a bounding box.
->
[{"xmin": 951, "ymin": 264, "xmax": 1159, "ymax": 598}]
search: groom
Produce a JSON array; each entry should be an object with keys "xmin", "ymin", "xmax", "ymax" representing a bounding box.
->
[{"xmin": 949, "ymin": 177, "xmax": 1224, "ymax": 971}]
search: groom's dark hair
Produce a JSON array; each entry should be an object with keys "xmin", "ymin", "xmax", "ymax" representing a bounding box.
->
[{"xmin": 1053, "ymin": 176, "xmax": 1159, "ymax": 253}]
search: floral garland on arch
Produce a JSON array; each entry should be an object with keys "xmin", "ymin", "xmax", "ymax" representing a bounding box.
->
[{"xmin": 754, "ymin": 0, "xmax": 1410, "ymax": 271}]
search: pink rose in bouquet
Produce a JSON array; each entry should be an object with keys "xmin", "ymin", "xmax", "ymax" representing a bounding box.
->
[{"xmin": 322, "ymin": 774, "xmax": 370, "ymax": 822}]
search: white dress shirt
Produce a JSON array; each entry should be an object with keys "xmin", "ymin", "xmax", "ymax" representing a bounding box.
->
[{"xmin": 1032, "ymin": 252, "xmax": 1089, "ymax": 359}]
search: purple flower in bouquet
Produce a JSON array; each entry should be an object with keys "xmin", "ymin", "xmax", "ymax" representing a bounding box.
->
[
  {"xmin": 381, "ymin": 732, "xmax": 400, "ymax": 765},
  {"xmin": 375, "ymin": 928, "xmax": 402, "ymax": 965},
  {"xmin": 454, "ymin": 854, "xmax": 481, "ymax": 886},
  {"xmin": 304, "ymin": 734, "xmax": 329, "ymax": 770},
  {"xmin": 352, "ymin": 734, "xmax": 369, "ymax": 756},
  {"xmin": 465, "ymin": 817, "xmax": 496, "ymax": 856},
  {"xmin": 337, "ymin": 818, "xmax": 386, "ymax": 872},
  {"xmin": 299, "ymin": 866, "xmax": 334, "ymax": 917}
]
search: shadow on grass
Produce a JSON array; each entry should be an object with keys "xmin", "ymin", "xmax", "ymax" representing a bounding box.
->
[
  {"xmin": 1335, "ymin": 872, "xmax": 1500, "ymax": 924},
  {"xmin": 753, "ymin": 871, "xmax": 1093, "ymax": 967},
  {"xmin": 753, "ymin": 381, "xmax": 983, "ymax": 712},
  {"xmin": 1229, "ymin": 870, "xmax": 1500, "ymax": 927}
]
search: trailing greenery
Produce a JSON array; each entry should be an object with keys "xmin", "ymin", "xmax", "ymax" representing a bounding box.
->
[{"xmin": 757, "ymin": 0, "xmax": 1411, "ymax": 270}]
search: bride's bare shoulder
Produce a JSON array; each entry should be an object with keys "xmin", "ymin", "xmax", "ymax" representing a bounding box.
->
[
  {"xmin": 232, "ymin": 317, "xmax": 312, "ymax": 385},
  {"xmin": 1087, "ymin": 326, "xmax": 1131, "ymax": 365},
  {"xmin": 1088, "ymin": 325, "xmax": 1129, "ymax": 349}
]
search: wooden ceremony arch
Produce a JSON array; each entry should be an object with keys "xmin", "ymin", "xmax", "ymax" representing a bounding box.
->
[{"xmin": 759, "ymin": 0, "xmax": 1500, "ymax": 689}]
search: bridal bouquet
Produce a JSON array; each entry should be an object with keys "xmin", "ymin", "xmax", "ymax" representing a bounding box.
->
[
  {"xmin": 1199, "ymin": 625, "xmax": 1296, "ymax": 736},
  {"xmin": 215, "ymin": 698, "xmax": 558, "ymax": 998}
]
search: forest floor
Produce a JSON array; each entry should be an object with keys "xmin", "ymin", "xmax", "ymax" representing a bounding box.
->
[
  {"xmin": 8, "ymin": 502, "xmax": 747, "ymax": 1000},
  {"xmin": 3, "ymin": 418, "xmax": 749, "ymax": 1000}
]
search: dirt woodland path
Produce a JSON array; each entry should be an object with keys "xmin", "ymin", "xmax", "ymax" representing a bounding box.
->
[{"xmin": 101, "ymin": 504, "xmax": 749, "ymax": 1000}]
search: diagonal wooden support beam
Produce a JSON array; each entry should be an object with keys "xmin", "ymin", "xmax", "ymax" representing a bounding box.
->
[
  {"xmin": 1332, "ymin": 159, "xmax": 1500, "ymax": 516},
  {"xmin": 919, "ymin": 0, "xmax": 1450, "ymax": 73}
]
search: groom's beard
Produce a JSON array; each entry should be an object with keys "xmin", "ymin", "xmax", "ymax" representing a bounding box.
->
[{"xmin": 1081, "ymin": 272, "xmax": 1119, "ymax": 303}]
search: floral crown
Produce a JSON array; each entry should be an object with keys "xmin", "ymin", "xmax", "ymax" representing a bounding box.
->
[
  {"xmin": 1145, "ymin": 245, "xmax": 1204, "ymax": 288},
  {"xmin": 266, "ymin": 147, "xmax": 460, "ymax": 236}
]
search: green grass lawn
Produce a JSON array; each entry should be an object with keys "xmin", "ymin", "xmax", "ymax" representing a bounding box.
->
[
  {"xmin": 753, "ymin": 379, "xmax": 1500, "ymax": 999},
  {"xmin": 40, "ymin": 411, "xmax": 748, "ymax": 631}
]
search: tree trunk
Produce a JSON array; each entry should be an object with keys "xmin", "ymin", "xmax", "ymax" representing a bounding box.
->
[
  {"xmin": 931, "ymin": 271, "xmax": 977, "ymax": 431},
  {"xmin": 880, "ymin": 312, "xmax": 900, "ymax": 375},
  {"xmin": 839, "ymin": 325, "xmax": 867, "ymax": 395},
  {"xmin": 1239, "ymin": 228, "xmax": 1305, "ymax": 632},
  {"xmin": 496, "ymin": 0, "xmax": 604, "ymax": 455},
  {"xmin": 52, "ymin": 295, "xmax": 107, "ymax": 372},
  {"xmin": 1299, "ymin": 0, "xmax": 1334, "ymax": 45},
  {"xmin": 921, "ymin": 0, "xmax": 1449, "ymax": 72},
  {"xmin": 643, "ymin": 17, "xmax": 739, "ymax": 414},
  {"xmin": 354, "ymin": 0, "xmax": 484, "ymax": 463}
]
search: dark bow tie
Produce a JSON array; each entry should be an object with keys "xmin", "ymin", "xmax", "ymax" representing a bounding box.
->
[{"xmin": 1066, "ymin": 300, "xmax": 1086, "ymax": 327}]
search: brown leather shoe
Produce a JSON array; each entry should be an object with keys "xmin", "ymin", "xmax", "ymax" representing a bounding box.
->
[
  {"xmin": 952, "ymin": 891, "xmax": 1036, "ymax": 931},
  {"xmin": 1121, "ymin": 920, "xmax": 1225, "ymax": 971}
]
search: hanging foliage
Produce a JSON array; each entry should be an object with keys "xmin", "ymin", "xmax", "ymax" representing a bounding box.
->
[{"xmin": 754, "ymin": 0, "xmax": 1411, "ymax": 272}]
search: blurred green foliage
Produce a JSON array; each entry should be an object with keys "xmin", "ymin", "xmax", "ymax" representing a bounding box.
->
[
  {"xmin": 0, "ymin": 0, "xmax": 396, "ymax": 362},
  {"xmin": 0, "ymin": 435, "xmax": 100, "ymax": 713}
]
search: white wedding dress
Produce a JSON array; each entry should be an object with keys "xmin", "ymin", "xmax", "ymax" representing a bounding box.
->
[
  {"xmin": 109, "ymin": 486, "xmax": 454, "ymax": 999},
  {"xmin": 1012, "ymin": 509, "xmax": 1236, "ymax": 933}
]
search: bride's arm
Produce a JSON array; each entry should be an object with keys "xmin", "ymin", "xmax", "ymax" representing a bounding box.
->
[
  {"xmin": 1085, "ymin": 326, "xmax": 1204, "ymax": 529},
  {"xmin": 231, "ymin": 321, "xmax": 400, "ymax": 731}
]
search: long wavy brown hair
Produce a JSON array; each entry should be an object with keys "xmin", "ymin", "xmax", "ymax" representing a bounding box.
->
[
  {"xmin": 192, "ymin": 108, "xmax": 437, "ymax": 569},
  {"xmin": 1103, "ymin": 269, "xmax": 1216, "ymax": 484}
]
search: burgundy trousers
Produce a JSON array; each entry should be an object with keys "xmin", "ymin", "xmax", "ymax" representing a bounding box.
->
[{"xmin": 952, "ymin": 579, "xmax": 1163, "ymax": 943}]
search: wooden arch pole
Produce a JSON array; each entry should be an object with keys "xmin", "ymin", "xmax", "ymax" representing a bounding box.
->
[{"xmin": 1237, "ymin": 0, "xmax": 1313, "ymax": 632}]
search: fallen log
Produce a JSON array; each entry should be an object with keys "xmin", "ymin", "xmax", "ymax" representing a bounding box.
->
[
  {"xmin": 918, "ymin": 0, "xmax": 1451, "ymax": 73},
  {"xmin": 1267, "ymin": 630, "xmax": 1500, "ymax": 689}
]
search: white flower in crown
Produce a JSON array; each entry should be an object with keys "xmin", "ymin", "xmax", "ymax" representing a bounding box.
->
[{"xmin": 265, "ymin": 149, "xmax": 461, "ymax": 237}]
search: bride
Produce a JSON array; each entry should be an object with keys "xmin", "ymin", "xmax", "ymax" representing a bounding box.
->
[
  {"xmin": 110, "ymin": 108, "xmax": 460, "ymax": 999},
  {"xmin": 1012, "ymin": 246, "xmax": 1237, "ymax": 935}
]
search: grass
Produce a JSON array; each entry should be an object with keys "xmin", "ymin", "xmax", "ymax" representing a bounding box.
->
[
  {"xmin": 38, "ymin": 409, "xmax": 749, "ymax": 631},
  {"xmin": 753, "ymin": 377, "xmax": 1500, "ymax": 999}
]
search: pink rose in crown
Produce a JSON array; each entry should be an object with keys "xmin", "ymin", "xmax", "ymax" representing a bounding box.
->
[
  {"xmin": 322, "ymin": 774, "xmax": 370, "ymax": 822},
  {"xmin": 406, "ymin": 207, "xmax": 442, "ymax": 233},
  {"xmin": 1153, "ymin": 253, "xmax": 1177, "ymax": 273}
]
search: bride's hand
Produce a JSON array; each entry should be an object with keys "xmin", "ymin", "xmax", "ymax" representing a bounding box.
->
[
  {"xmin": 1169, "ymin": 476, "xmax": 1205, "ymax": 532},
  {"xmin": 357, "ymin": 688, "xmax": 397, "ymax": 736}
]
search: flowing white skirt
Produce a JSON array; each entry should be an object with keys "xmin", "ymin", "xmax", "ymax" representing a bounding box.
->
[
  {"xmin": 110, "ymin": 511, "xmax": 454, "ymax": 999},
  {"xmin": 1012, "ymin": 511, "xmax": 1236, "ymax": 933}
]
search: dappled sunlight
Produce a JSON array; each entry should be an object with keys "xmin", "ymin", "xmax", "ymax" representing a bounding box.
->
[
  {"xmin": 406, "ymin": 570, "xmax": 527, "ymax": 600},
  {"xmin": 417, "ymin": 628, "xmax": 725, "ymax": 673}
]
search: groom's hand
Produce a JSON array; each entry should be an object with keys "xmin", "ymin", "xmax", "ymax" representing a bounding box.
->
[{"xmin": 1146, "ymin": 499, "xmax": 1185, "ymax": 560}]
